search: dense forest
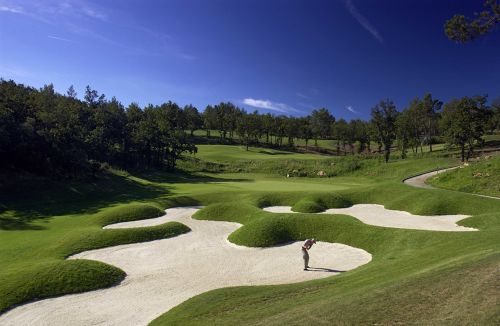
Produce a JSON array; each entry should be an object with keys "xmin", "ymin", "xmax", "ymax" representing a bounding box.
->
[{"xmin": 0, "ymin": 79, "xmax": 498, "ymax": 177}]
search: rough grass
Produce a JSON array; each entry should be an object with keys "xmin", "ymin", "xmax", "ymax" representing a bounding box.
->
[{"xmin": 428, "ymin": 154, "xmax": 500, "ymax": 197}]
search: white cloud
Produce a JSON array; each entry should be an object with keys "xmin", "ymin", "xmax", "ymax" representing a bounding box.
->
[
  {"xmin": 243, "ymin": 98, "xmax": 298, "ymax": 113},
  {"xmin": 48, "ymin": 35, "xmax": 75, "ymax": 43},
  {"xmin": 0, "ymin": 5, "xmax": 24, "ymax": 14},
  {"xmin": 345, "ymin": 0, "xmax": 383, "ymax": 44},
  {"xmin": 81, "ymin": 7, "xmax": 107, "ymax": 20},
  {"xmin": 346, "ymin": 105, "xmax": 358, "ymax": 114},
  {"xmin": 296, "ymin": 92, "xmax": 310, "ymax": 99}
]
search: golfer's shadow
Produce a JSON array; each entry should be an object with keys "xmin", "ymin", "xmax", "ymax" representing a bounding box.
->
[{"xmin": 307, "ymin": 267, "xmax": 345, "ymax": 273}]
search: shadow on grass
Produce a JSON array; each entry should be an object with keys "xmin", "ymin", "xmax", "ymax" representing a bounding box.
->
[
  {"xmin": 135, "ymin": 170, "xmax": 251, "ymax": 184},
  {"xmin": 0, "ymin": 172, "xmax": 170, "ymax": 230},
  {"xmin": 257, "ymin": 150, "xmax": 293, "ymax": 156},
  {"xmin": 0, "ymin": 169, "xmax": 254, "ymax": 230}
]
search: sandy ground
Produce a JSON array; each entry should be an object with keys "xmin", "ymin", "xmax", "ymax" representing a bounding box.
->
[
  {"xmin": 263, "ymin": 204, "xmax": 476, "ymax": 231},
  {"xmin": 0, "ymin": 207, "xmax": 371, "ymax": 326},
  {"xmin": 404, "ymin": 167, "xmax": 500, "ymax": 200}
]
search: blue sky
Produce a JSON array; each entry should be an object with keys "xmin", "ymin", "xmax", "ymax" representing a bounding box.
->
[{"xmin": 1, "ymin": 0, "xmax": 499, "ymax": 119}]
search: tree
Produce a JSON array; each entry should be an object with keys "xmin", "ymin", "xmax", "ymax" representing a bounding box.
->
[
  {"xmin": 202, "ymin": 105, "xmax": 218, "ymax": 137},
  {"xmin": 184, "ymin": 104, "xmax": 202, "ymax": 136},
  {"xmin": 66, "ymin": 85, "xmax": 77, "ymax": 99},
  {"xmin": 421, "ymin": 94, "xmax": 442, "ymax": 152},
  {"xmin": 396, "ymin": 109, "xmax": 412, "ymax": 159},
  {"xmin": 352, "ymin": 119, "xmax": 370, "ymax": 154},
  {"xmin": 262, "ymin": 113, "xmax": 274, "ymax": 144},
  {"xmin": 441, "ymin": 96, "xmax": 491, "ymax": 162},
  {"xmin": 310, "ymin": 108, "xmax": 335, "ymax": 146},
  {"xmin": 371, "ymin": 99, "xmax": 398, "ymax": 163},
  {"xmin": 486, "ymin": 97, "xmax": 500, "ymax": 133},
  {"xmin": 299, "ymin": 116, "xmax": 313, "ymax": 150},
  {"xmin": 333, "ymin": 119, "xmax": 348, "ymax": 155},
  {"xmin": 236, "ymin": 110, "xmax": 260, "ymax": 151},
  {"xmin": 445, "ymin": 0, "xmax": 500, "ymax": 43}
]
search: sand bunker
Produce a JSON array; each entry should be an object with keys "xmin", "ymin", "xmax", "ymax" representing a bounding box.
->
[
  {"xmin": 0, "ymin": 207, "xmax": 371, "ymax": 326},
  {"xmin": 263, "ymin": 204, "xmax": 476, "ymax": 231}
]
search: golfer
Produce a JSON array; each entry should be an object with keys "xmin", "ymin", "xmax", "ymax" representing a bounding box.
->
[{"xmin": 302, "ymin": 238, "xmax": 316, "ymax": 270}]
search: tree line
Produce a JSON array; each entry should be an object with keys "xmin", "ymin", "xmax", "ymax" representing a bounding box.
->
[
  {"xmin": 1, "ymin": 79, "xmax": 499, "ymax": 176},
  {"xmin": 0, "ymin": 80, "xmax": 196, "ymax": 176}
]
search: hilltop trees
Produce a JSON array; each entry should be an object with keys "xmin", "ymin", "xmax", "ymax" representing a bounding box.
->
[
  {"xmin": 0, "ymin": 80, "xmax": 196, "ymax": 175},
  {"xmin": 441, "ymin": 96, "xmax": 491, "ymax": 162},
  {"xmin": 421, "ymin": 94, "xmax": 443, "ymax": 152},
  {"xmin": 310, "ymin": 108, "xmax": 335, "ymax": 146},
  {"xmin": 371, "ymin": 99, "xmax": 398, "ymax": 163},
  {"xmin": 2, "ymin": 78, "xmax": 499, "ymax": 177},
  {"xmin": 184, "ymin": 105, "xmax": 202, "ymax": 136}
]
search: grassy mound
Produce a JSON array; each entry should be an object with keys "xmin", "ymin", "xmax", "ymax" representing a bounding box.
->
[
  {"xmin": 193, "ymin": 203, "xmax": 262, "ymax": 224},
  {"xmin": 428, "ymin": 155, "xmax": 500, "ymax": 197},
  {"xmin": 96, "ymin": 204, "xmax": 164, "ymax": 226},
  {"xmin": 291, "ymin": 194, "xmax": 352, "ymax": 213},
  {"xmin": 0, "ymin": 260, "xmax": 125, "ymax": 314},
  {"xmin": 61, "ymin": 221, "xmax": 191, "ymax": 258},
  {"xmin": 291, "ymin": 199, "xmax": 325, "ymax": 213}
]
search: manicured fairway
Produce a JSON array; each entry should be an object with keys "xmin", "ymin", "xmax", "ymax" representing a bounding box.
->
[{"xmin": 190, "ymin": 145, "xmax": 330, "ymax": 162}]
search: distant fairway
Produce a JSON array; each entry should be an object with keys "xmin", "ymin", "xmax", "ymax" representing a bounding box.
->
[{"xmin": 191, "ymin": 145, "xmax": 330, "ymax": 162}]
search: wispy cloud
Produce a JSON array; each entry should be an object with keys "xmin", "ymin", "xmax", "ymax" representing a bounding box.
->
[
  {"xmin": 48, "ymin": 35, "xmax": 76, "ymax": 43},
  {"xmin": 346, "ymin": 105, "xmax": 358, "ymax": 114},
  {"xmin": 296, "ymin": 92, "xmax": 310, "ymax": 99},
  {"xmin": 0, "ymin": 4, "xmax": 24, "ymax": 14},
  {"xmin": 81, "ymin": 7, "xmax": 106, "ymax": 20},
  {"xmin": 344, "ymin": 0, "xmax": 383, "ymax": 44},
  {"xmin": 243, "ymin": 98, "xmax": 298, "ymax": 113}
]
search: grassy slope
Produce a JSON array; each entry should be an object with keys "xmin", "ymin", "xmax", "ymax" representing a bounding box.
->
[
  {"xmin": 1, "ymin": 147, "xmax": 499, "ymax": 324},
  {"xmin": 428, "ymin": 154, "xmax": 500, "ymax": 197}
]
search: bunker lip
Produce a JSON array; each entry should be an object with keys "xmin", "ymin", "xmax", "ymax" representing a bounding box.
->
[
  {"xmin": 0, "ymin": 207, "xmax": 371, "ymax": 326},
  {"xmin": 262, "ymin": 204, "xmax": 476, "ymax": 232}
]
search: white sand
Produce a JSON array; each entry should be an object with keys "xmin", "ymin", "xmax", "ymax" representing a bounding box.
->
[
  {"xmin": 0, "ymin": 207, "xmax": 371, "ymax": 326},
  {"xmin": 263, "ymin": 204, "xmax": 476, "ymax": 231}
]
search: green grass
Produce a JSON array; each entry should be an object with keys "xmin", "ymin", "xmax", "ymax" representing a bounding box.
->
[
  {"xmin": 190, "ymin": 145, "xmax": 329, "ymax": 162},
  {"xmin": 428, "ymin": 154, "xmax": 500, "ymax": 197},
  {"xmin": 1, "ymin": 144, "xmax": 499, "ymax": 324}
]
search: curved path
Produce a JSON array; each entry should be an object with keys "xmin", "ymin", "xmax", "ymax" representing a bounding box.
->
[
  {"xmin": 263, "ymin": 204, "xmax": 476, "ymax": 232},
  {"xmin": 0, "ymin": 207, "xmax": 371, "ymax": 326},
  {"xmin": 403, "ymin": 167, "xmax": 500, "ymax": 200}
]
